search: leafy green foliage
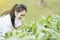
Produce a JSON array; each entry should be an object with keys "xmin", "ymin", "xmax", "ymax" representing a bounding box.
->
[{"xmin": 2, "ymin": 15, "xmax": 60, "ymax": 40}]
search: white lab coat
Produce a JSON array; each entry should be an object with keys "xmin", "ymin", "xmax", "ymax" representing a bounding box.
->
[{"xmin": 0, "ymin": 14, "xmax": 22, "ymax": 36}]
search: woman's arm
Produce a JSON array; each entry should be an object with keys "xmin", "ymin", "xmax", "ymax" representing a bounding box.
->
[{"xmin": 15, "ymin": 18, "xmax": 22, "ymax": 29}]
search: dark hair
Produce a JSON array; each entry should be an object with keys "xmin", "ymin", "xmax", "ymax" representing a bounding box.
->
[
  {"xmin": 1, "ymin": 4, "xmax": 27, "ymax": 29},
  {"xmin": 15, "ymin": 4, "xmax": 27, "ymax": 12},
  {"xmin": 10, "ymin": 4, "xmax": 27, "ymax": 29}
]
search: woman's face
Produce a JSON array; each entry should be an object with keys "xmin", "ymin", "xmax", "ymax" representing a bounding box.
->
[{"xmin": 15, "ymin": 10, "xmax": 26, "ymax": 20}]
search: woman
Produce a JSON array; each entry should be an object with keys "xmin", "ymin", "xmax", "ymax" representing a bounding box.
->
[{"xmin": 0, "ymin": 4, "xmax": 27, "ymax": 35}]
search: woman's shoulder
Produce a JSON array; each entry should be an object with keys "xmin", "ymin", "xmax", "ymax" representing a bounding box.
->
[
  {"xmin": 0, "ymin": 14, "xmax": 10, "ymax": 21},
  {"xmin": 0, "ymin": 14, "xmax": 11, "ymax": 24},
  {"xmin": 1, "ymin": 14, "xmax": 10, "ymax": 19},
  {"xmin": 0, "ymin": 14, "xmax": 12, "ymax": 26}
]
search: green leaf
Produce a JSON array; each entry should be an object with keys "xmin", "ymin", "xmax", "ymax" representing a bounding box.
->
[{"xmin": 9, "ymin": 31, "xmax": 13, "ymax": 36}]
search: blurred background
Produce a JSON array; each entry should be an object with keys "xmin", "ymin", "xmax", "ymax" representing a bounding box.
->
[{"xmin": 0, "ymin": 0, "xmax": 60, "ymax": 22}]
